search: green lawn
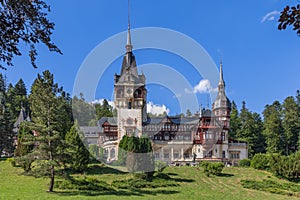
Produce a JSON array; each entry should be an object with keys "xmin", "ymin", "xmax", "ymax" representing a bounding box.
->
[{"xmin": 0, "ymin": 159, "xmax": 299, "ymax": 200}]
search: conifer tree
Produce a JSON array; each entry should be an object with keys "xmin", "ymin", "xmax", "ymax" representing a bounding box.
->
[
  {"xmin": 65, "ymin": 121, "xmax": 90, "ymax": 172},
  {"xmin": 18, "ymin": 70, "xmax": 71, "ymax": 192},
  {"xmin": 6, "ymin": 79, "xmax": 28, "ymax": 120},
  {"xmin": 0, "ymin": 73, "xmax": 14, "ymax": 155},
  {"xmin": 263, "ymin": 101, "xmax": 284, "ymax": 154},
  {"xmin": 229, "ymin": 101, "xmax": 240, "ymax": 139},
  {"xmin": 119, "ymin": 135, "xmax": 154, "ymax": 178}
]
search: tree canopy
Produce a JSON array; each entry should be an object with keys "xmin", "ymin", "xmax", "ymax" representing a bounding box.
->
[
  {"xmin": 0, "ymin": 0, "xmax": 61, "ymax": 69},
  {"xmin": 278, "ymin": 4, "xmax": 300, "ymax": 37}
]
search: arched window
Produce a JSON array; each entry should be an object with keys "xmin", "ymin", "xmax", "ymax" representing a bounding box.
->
[
  {"xmin": 134, "ymin": 89, "xmax": 142, "ymax": 98},
  {"xmin": 117, "ymin": 89, "xmax": 124, "ymax": 98},
  {"xmin": 111, "ymin": 148, "xmax": 116, "ymax": 159}
]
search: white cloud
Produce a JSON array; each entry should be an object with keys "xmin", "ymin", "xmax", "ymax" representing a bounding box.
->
[
  {"xmin": 261, "ymin": 10, "xmax": 280, "ymax": 23},
  {"xmin": 91, "ymin": 99, "xmax": 169, "ymax": 116},
  {"xmin": 91, "ymin": 99, "xmax": 115, "ymax": 108},
  {"xmin": 192, "ymin": 79, "xmax": 217, "ymax": 94},
  {"xmin": 147, "ymin": 101, "xmax": 170, "ymax": 116}
]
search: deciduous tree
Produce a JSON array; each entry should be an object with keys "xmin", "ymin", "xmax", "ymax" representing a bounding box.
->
[
  {"xmin": 278, "ymin": 4, "xmax": 300, "ymax": 37},
  {"xmin": 0, "ymin": 0, "xmax": 61, "ymax": 69},
  {"xmin": 282, "ymin": 96, "xmax": 300, "ymax": 154}
]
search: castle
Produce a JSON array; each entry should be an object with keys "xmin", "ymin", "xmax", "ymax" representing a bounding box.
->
[{"xmin": 80, "ymin": 23, "xmax": 248, "ymax": 165}]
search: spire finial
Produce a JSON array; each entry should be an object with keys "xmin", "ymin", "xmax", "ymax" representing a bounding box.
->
[
  {"xmin": 126, "ymin": 0, "xmax": 132, "ymax": 52},
  {"xmin": 219, "ymin": 60, "xmax": 225, "ymax": 86}
]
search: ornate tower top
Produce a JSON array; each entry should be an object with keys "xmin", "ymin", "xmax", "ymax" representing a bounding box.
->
[
  {"xmin": 125, "ymin": 0, "xmax": 132, "ymax": 53},
  {"xmin": 212, "ymin": 61, "xmax": 231, "ymax": 111},
  {"xmin": 219, "ymin": 60, "xmax": 225, "ymax": 86}
]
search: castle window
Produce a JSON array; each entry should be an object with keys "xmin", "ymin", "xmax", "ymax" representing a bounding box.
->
[
  {"xmin": 222, "ymin": 151, "xmax": 226, "ymax": 158},
  {"xmin": 117, "ymin": 89, "xmax": 124, "ymax": 98},
  {"xmin": 110, "ymin": 148, "xmax": 116, "ymax": 159},
  {"xmin": 126, "ymin": 129, "xmax": 133, "ymax": 135},
  {"xmin": 128, "ymin": 101, "xmax": 132, "ymax": 109},
  {"xmin": 221, "ymin": 132, "xmax": 225, "ymax": 141},
  {"xmin": 215, "ymin": 111, "xmax": 219, "ymax": 116},
  {"xmin": 174, "ymin": 152, "xmax": 179, "ymax": 159},
  {"xmin": 155, "ymin": 153, "xmax": 160, "ymax": 159},
  {"xmin": 230, "ymin": 152, "xmax": 240, "ymax": 159},
  {"xmin": 164, "ymin": 153, "xmax": 169, "ymax": 159}
]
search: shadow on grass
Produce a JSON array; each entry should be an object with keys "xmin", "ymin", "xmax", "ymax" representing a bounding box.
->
[
  {"xmin": 86, "ymin": 165, "xmax": 127, "ymax": 175},
  {"xmin": 217, "ymin": 173, "xmax": 234, "ymax": 177},
  {"xmin": 156, "ymin": 172, "xmax": 195, "ymax": 183},
  {"xmin": 166, "ymin": 172, "xmax": 178, "ymax": 176},
  {"xmin": 53, "ymin": 188, "xmax": 179, "ymax": 197}
]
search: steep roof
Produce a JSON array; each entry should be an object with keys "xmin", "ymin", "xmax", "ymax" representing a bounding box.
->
[{"xmin": 13, "ymin": 107, "xmax": 30, "ymax": 133}]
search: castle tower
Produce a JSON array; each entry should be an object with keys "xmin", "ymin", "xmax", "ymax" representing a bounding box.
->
[
  {"xmin": 211, "ymin": 61, "xmax": 231, "ymax": 159},
  {"xmin": 114, "ymin": 5, "xmax": 147, "ymax": 139},
  {"xmin": 212, "ymin": 61, "xmax": 231, "ymax": 123}
]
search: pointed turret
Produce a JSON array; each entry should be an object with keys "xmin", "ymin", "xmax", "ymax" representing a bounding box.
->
[
  {"xmin": 218, "ymin": 60, "xmax": 225, "ymax": 86},
  {"xmin": 125, "ymin": 23, "xmax": 132, "ymax": 53},
  {"xmin": 212, "ymin": 61, "xmax": 231, "ymax": 113},
  {"xmin": 116, "ymin": 0, "xmax": 139, "ymax": 79}
]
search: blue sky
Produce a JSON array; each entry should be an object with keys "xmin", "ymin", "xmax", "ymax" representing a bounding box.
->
[{"xmin": 3, "ymin": 0, "xmax": 300, "ymax": 115}]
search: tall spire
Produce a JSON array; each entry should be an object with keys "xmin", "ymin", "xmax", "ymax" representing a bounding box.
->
[
  {"xmin": 218, "ymin": 60, "xmax": 225, "ymax": 86},
  {"xmin": 125, "ymin": 0, "xmax": 133, "ymax": 52}
]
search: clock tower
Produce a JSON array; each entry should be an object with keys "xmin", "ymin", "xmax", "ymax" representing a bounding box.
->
[{"xmin": 114, "ymin": 21, "xmax": 147, "ymax": 140}]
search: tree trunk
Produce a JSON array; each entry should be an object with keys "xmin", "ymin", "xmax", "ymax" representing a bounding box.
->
[{"xmin": 48, "ymin": 165, "xmax": 55, "ymax": 192}]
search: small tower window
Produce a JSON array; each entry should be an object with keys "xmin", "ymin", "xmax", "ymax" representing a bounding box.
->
[
  {"xmin": 221, "ymin": 132, "xmax": 225, "ymax": 141},
  {"xmin": 128, "ymin": 101, "xmax": 132, "ymax": 109}
]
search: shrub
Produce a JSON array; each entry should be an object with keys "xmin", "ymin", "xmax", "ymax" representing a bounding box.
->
[
  {"xmin": 240, "ymin": 179, "xmax": 300, "ymax": 197},
  {"xmin": 200, "ymin": 161, "xmax": 224, "ymax": 176},
  {"xmin": 6, "ymin": 157, "xmax": 16, "ymax": 167},
  {"xmin": 55, "ymin": 176, "xmax": 110, "ymax": 191},
  {"xmin": 269, "ymin": 152, "xmax": 300, "ymax": 181},
  {"xmin": 155, "ymin": 160, "xmax": 167, "ymax": 173},
  {"xmin": 239, "ymin": 159, "xmax": 251, "ymax": 167},
  {"xmin": 250, "ymin": 153, "xmax": 270, "ymax": 170}
]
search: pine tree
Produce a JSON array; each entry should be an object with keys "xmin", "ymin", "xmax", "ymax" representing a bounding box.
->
[
  {"xmin": 236, "ymin": 102, "xmax": 265, "ymax": 158},
  {"xmin": 0, "ymin": 74, "xmax": 14, "ymax": 155},
  {"xmin": 251, "ymin": 112, "xmax": 266, "ymax": 154},
  {"xmin": 72, "ymin": 95, "xmax": 96, "ymax": 126},
  {"xmin": 14, "ymin": 123, "xmax": 34, "ymax": 157},
  {"xmin": 0, "ymin": 106, "xmax": 14, "ymax": 155},
  {"xmin": 18, "ymin": 70, "xmax": 71, "ymax": 192},
  {"xmin": 263, "ymin": 101, "xmax": 284, "ymax": 154},
  {"xmin": 6, "ymin": 79, "xmax": 28, "ymax": 121},
  {"xmin": 95, "ymin": 99, "xmax": 113, "ymax": 120},
  {"xmin": 229, "ymin": 101, "xmax": 240, "ymax": 139},
  {"xmin": 65, "ymin": 121, "xmax": 90, "ymax": 172},
  {"xmin": 119, "ymin": 135, "xmax": 154, "ymax": 178}
]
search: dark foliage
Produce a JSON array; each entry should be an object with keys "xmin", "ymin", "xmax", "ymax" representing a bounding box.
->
[
  {"xmin": 278, "ymin": 4, "xmax": 300, "ymax": 37},
  {"xmin": 0, "ymin": 0, "xmax": 62, "ymax": 69},
  {"xmin": 200, "ymin": 161, "xmax": 224, "ymax": 176}
]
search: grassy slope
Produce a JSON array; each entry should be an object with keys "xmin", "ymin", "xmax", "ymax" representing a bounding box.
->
[{"xmin": 0, "ymin": 160, "xmax": 299, "ymax": 200}]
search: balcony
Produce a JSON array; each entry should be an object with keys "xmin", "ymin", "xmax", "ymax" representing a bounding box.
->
[{"xmin": 228, "ymin": 143, "xmax": 247, "ymax": 147}]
